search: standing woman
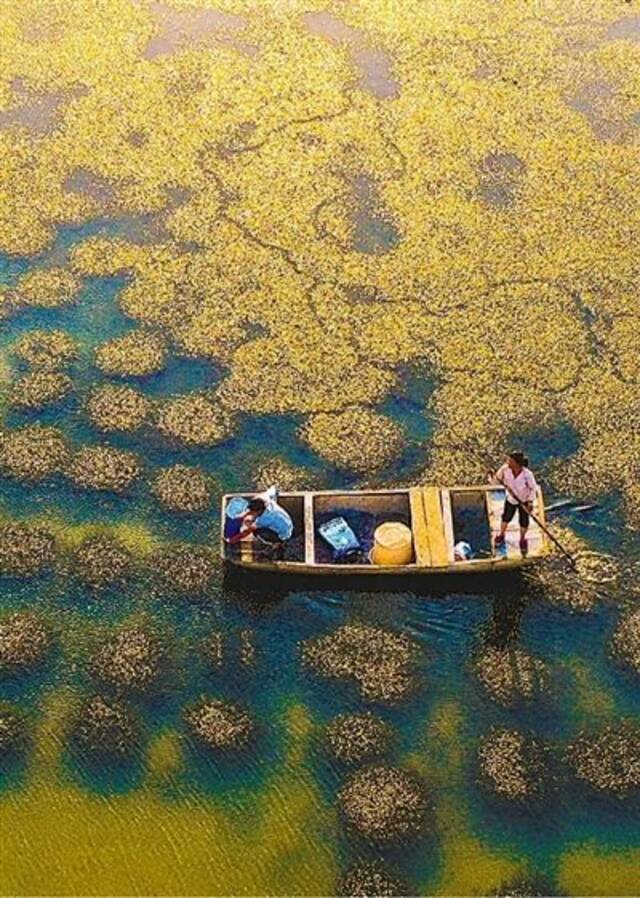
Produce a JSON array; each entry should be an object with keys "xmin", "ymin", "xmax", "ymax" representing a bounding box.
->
[{"xmin": 493, "ymin": 450, "xmax": 538, "ymax": 554}]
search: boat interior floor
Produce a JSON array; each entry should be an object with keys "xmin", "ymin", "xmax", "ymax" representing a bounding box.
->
[{"xmin": 313, "ymin": 491, "xmax": 412, "ymax": 565}]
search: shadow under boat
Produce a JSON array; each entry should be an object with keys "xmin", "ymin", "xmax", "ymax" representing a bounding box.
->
[{"xmin": 222, "ymin": 562, "xmax": 529, "ymax": 602}]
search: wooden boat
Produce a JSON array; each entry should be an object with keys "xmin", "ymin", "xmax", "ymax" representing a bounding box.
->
[{"xmin": 221, "ymin": 484, "xmax": 549, "ymax": 575}]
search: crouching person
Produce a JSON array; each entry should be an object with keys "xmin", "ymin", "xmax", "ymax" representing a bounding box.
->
[{"xmin": 226, "ymin": 488, "xmax": 293, "ymax": 561}]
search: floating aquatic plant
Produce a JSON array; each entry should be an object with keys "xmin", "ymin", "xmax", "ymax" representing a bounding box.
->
[
  {"xmin": 339, "ymin": 862, "xmax": 407, "ymax": 898},
  {"xmin": 566, "ymin": 722, "xmax": 640, "ymax": 797},
  {"xmin": 67, "ymin": 445, "xmax": 142, "ymax": 493},
  {"xmin": 478, "ymin": 728, "xmax": 545, "ymax": 801},
  {"xmin": 203, "ymin": 631, "xmax": 224, "ymax": 669},
  {"xmin": 0, "ymin": 522, "xmax": 56, "ymax": 577},
  {"xmin": 70, "ymin": 534, "xmax": 133, "ymax": 589},
  {"xmin": 612, "ymin": 609, "xmax": 640, "ymax": 676},
  {"xmin": 0, "ymin": 612, "xmax": 50, "ymax": 673},
  {"xmin": 525, "ymin": 524, "xmax": 620, "ymax": 612},
  {"xmin": 302, "ymin": 623, "xmax": 421, "ymax": 703},
  {"xmin": 338, "ymin": 764, "xmax": 428, "ymax": 843},
  {"xmin": 326, "ymin": 712, "xmax": 393, "ymax": 764},
  {"xmin": 10, "ymin": 371, "xmax": 73, "ymax": 410},
  {"xmin": 156, "ymin": 394, "xmax": 232, "ymax": 447},
  {"xmin": 13, "ymin": 268, "xmax": 80, "ymax": 309},
  {"xmin": 95, "ymin": 331, "xmax": 167, "ymax": 377},
  {"xmin": 0, "ymin": 703, "xmax": 26, "ymax": 755},
  {"xmin": 86, "ymin": 384, "xmax": 153, "ymax": 433},
  {"xmin": 13, "ymin": 329, "xmax": 78, "ymax": 371},
  {"xmin": 92, "ymin": 625, "xmax": 163, "ymax": 694},
  {"xmin": 252, "ymin": 457, "xmax": 317, "ymax": 492},
  {"xmin": 153, "ymin": 542, "xmax": 218, "ymax": 597},
  {"xmin": 239, "ymin": 629, "xmax": 256, "ymax": 667},
  {"xmin": 185, "ymin": 698, "xmax": 254, "ymax": 751},
  {"xmin": 0, "ymin": 424, "xmax": 69, "ymax": 482},
  {"xmin": 151, "ymin": 464, "xmax": 211, "ymax": 513},
  {"xmin": 300, "ymin": 408, "xmax": 403, "ymax": 473},
  {"xmin": 73, "ymin": 694, "xmax": 139, "ymax": 759},
  {"xmin": 475, "ymin": 646, "xmax": 549, "ymax": 707}
]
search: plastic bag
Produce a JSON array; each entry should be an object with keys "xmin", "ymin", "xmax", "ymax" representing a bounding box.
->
[{"xmin": 318, "ymin": 516, "xmax": 361, "ymax": 562}]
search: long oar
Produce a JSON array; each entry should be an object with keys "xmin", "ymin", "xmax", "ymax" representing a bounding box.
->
[
  {"xmin": 493, "ymin": 471, "xmax": 578, "ymax": 570},
  {"xmin": 441, "ymin": 437, "xmax": 579, "ymax": 571}
]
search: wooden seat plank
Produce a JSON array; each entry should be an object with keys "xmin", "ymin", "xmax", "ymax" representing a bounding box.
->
[
  {"xmin": 423, "ymin": 486, "xmax": 449, "ymax": 568},
  {"xmin": 410, "ymin": 487, "xmax": 431, "ymax": 567}
]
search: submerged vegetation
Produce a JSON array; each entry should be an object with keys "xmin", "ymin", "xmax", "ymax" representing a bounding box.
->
[
  {"xmin": 152, "ymin": 543, "xmax": 218, "ymax": 597},
  {"xmin": 92, "ymin": 625, "xmax": 163, "ymax": 694},
  {"xmin": 73, "ymin": 695, "xmax": 140, "ymax": 759},
  {"xmin": 0, "ymin": 703, "xmax": 26, "ymax": 755},
  {"xmin": 339, "ymin": 862, "xmax": 407, "ymax": 897}
]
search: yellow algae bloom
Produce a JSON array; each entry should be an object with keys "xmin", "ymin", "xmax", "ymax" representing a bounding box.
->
[
  {"xmin": 94, "ymin": 331, "xmax": 167, "ymax": 378},
  {"xmin": 300, "ymin": 408, "xmax": 403, "ymax": 473},
  {"xmin": 13, "ymin": 330, "xmax": 78, "ymax": 371},
  {"xmin": 0, "ymin": 424, "xmax": 69, "ymax": 482},
  {"xmin": 9, "ymin": 371, "xmax": 73, "ymax": 410},
  {"xmin": 67, "ymin": 445, "xmax": 142, "ymax": 493},
  {"xmin": 151, "ymin": 463, "xmax": 212, "ymax": 513},
  {"xmin": 252, "ymin": 457, "xmax": 318, "ymax": 491},
  {"xmin": 86, "ymin": 383, "xmax": 153, "ymax": 433},
  {"xmin": 157, "ymin": 393, "xmax": 233, "ymax": 447},
  {"xmin": 12, "ymin": 268, "xmax": 81, "ymax": 309}
]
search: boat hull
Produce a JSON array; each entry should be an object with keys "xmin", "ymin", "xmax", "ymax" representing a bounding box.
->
[
  {"xmin": 221, "ymin": 484, "xmax": 549, "ymax": 577},
  {"xmin": 224, "ymin": 555, "xmax": 540, "ymax": 575}
]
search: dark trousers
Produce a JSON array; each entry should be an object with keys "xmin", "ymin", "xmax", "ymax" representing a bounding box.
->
[
  {"xmin": 255, "ymin": 527, "xmax": 285, "ymax": 560},
  {"xmin": 501, "ymin": 500, "xmax": 530, "ymax": 528}
]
